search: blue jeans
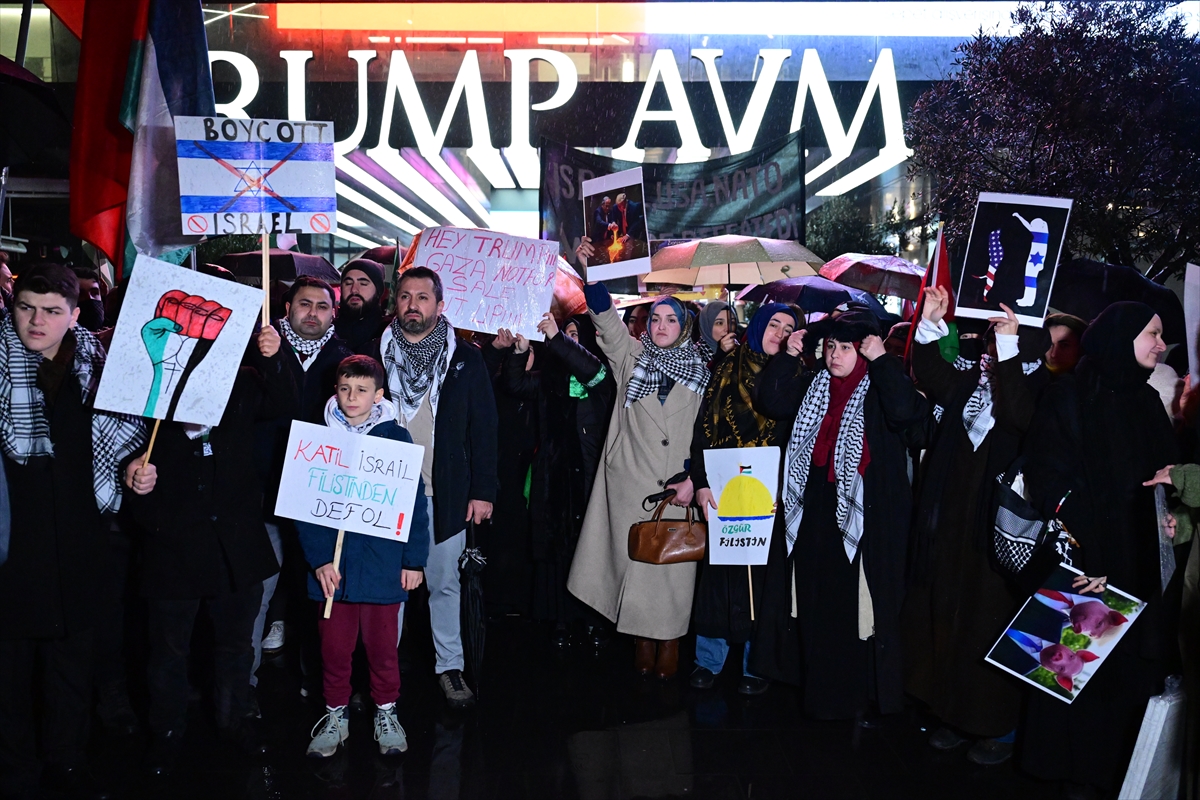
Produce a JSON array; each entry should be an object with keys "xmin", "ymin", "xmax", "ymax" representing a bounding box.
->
[{"xmin": 695, "ymin": 636, "xmax": 754, "ymax": 676}]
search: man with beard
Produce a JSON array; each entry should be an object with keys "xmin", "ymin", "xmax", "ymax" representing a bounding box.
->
[
  {"xmin": 335, "ymin": 259, "xmax": 392, "ymax": 353},
  {"xmin": 368, "ymin": 267, "xmax": 497, "ymax": 710},
  {"xmin": 253, "ymin": 277, "xmax": 354, "ymax": 683}
]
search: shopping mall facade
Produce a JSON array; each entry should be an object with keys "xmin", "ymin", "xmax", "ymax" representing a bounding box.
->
[{"xmin": 9, "ymin": 1, "xmax": 1188, "ymax": 266}]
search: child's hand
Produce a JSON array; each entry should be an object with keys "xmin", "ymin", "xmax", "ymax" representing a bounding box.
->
[
  {"xmin": 401, "ymin": 569, "xmax": 424, "ymax": 592},
  {"xmin": 316, "ymin": 563, "xmax": 341, "ymax": 599}
]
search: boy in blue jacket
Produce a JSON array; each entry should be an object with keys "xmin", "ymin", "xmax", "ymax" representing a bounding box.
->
[{"xmin": 298, "ymin": 356, "xmax": 431, "ymax": 758}]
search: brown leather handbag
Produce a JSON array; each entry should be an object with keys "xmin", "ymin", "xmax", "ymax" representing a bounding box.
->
[{"xmin": 628, "ymin": 497, "xmax": 706, "ymax": 565}]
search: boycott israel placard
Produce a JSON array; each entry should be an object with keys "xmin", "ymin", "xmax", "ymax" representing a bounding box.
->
[
  {"xmin": 703, "ymin": 446, "xmax": 780, "ymax": 566},
  {"xmin": 405, "ymin": 227, "xmax": 560, "ymax": 340},
  {"xmin": 274, "ymin": 420, "xmax": 424, "ymax": 542},
  {"xmin": 174, "ymin": 116, "xmax": 336, "ymax": 237}
]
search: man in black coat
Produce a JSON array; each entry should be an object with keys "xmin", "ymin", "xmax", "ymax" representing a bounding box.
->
[
  {"xmin": 368, "ymin": 267, "xmax": 498, "ymax": 710},
  {"xmin": 253, "ymin": 276, "xmax": 353, "ymax": 677},
  {"xmin": 0, "ymin": 264, "xmax": 149, "ymax": 798},
  {"xmin": 132, "ymin": 324, "xmax": 294, "ymax": 774}
]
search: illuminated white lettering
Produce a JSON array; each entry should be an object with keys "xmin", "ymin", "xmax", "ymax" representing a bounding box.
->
[
  {"xmin": 208, "ymin": 51, "xmax": 259, "ymax": 119},
  {"xmin": 612, "ymin": 49, "xmax": 709, "ymax": 163},
  {"xmin": 692, "ymin": 48, "xmax": 791, "ymax": 155},
  {"xmin": 504, "ymin": 49, "xmax": 579, "ymax": 189}
]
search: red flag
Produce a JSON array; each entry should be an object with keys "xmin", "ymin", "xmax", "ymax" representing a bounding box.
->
[
  {"xmin": 69, "ymin": 0, "xmax": 149, "ymax": 270},
  {"xmin": 904, "ymin": 227, "xmax": 955, "ymax": 361}
]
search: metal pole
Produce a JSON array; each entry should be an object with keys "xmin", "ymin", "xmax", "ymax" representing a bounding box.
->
[
  {"xmin": 15, "ymin": 0, "xmax": 33, "ymax": 69},
  {"xmin": 798, "ymin": 128, "xmax": 807, "ymax": 247}
]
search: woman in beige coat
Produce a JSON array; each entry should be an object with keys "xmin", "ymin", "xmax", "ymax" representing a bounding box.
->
[{"xmin": 567, "ymin": 285, "xmax": 708, "ymax": 678}]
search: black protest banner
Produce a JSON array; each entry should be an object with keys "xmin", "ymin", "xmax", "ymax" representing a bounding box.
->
[{"xmin": 540, "ymin": 132, "xmax": 805, "ymax": 268}]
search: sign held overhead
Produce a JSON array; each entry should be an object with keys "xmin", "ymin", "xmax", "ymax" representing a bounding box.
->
[{"xmin": 174, "ymin": 116, "xmax": 336, "ymax": 237}]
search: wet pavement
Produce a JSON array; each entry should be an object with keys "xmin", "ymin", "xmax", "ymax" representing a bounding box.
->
[{"xmin": 83, "ymin": 614, "xmax": 1063, "ymax": 800}]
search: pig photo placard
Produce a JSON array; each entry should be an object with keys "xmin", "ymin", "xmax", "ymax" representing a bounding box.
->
[
  {"xmin": 985, "ymin": 563, "xmax": 1146, "ymax": 704},
  {"xmin": 274, "ymin": 420, "xmax": 424, "ymax": 542},
  {"xmin": 955, "ymin": 193, "xmax": 1073, "ymax": 327}
]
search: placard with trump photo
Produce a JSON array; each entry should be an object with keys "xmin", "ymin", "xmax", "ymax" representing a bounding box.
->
[{"xmin": 582, "ymin": 167, "xmax": 651, "ymax": 281}]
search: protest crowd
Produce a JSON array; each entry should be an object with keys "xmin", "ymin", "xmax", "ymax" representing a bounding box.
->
[{"xmin": 0, "ymin": 235, "xmax": 1196, "ymax": 800}]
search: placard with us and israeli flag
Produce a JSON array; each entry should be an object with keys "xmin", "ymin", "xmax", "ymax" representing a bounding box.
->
[
  {"xmin": 173, "ymin": 116, "xmax": 336, "ymax": 237},
  {"xmin": 955, "ymin": 193, "xmax": 1073, "ymax": 327}
]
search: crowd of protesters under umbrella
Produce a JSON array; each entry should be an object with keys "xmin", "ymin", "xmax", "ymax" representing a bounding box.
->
[{"xmin": 0, "ymin": 234, "xmax": 1196, "ymax": 800}]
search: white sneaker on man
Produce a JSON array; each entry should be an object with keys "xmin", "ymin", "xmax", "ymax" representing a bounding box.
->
[
  {"xmin": 262, "ymin": 620, "xmax": 285, "ymax": 652},
  {"xmin": 374, "ymin": 704, "xmax": 408, "ymax": 755},
  {"xmin": 307, "ymin": 706, "xmax": 349, "ymax": 758}
]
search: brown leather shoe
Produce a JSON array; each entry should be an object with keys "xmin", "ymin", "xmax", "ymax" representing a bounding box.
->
[
  {"xmin": 634, "ymin": 637, "xmax": 656, "ymax": 675},
  {"xmin": 654, "ymin": 638, "xmax": 679, "ymax": 679}
]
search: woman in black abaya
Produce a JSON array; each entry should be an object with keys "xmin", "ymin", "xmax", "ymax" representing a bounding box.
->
[
  {"xmin": 1021, "ymin": 302, "xmax": 1180, "ymax": 795},
  {"xmin": 751, "ymin": 311, "xmax": 930, "ymax": 720}
]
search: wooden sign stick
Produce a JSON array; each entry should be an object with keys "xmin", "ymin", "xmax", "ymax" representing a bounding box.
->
[
  {"xmin": 748, "ymin": 565, "xmax": 756, "ymax": 622},
  {"xmin": 260, "ymin": 233, "xmax": 270, "ymax": 327},
  {"xmin": 323, "ymin": 528, "xmax": 346, "ymax": 619},
  {"xmin": 141, "ymin": 418, "xmax": 162, "ymax": 469}
]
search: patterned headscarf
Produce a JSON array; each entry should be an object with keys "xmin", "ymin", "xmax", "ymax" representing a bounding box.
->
[
  {"xmin": 0, "ymin": 320, "xmax": 146, "ymax": 513},
  {"xmin": 623, "ymin": 297, "xmax": 709, "ymax": 408}
]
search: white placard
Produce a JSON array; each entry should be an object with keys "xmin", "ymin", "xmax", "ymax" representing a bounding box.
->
[
  {"xmin": 273, "ymin": 420, "xmax": 424, "ymax": 542},
  {"xmin": 408, "ymin": 226, "xmax": 559, "ymax": 340},
  {"xmin": 174, "ymin": 116, "xmax": 336, "ymax": 236},
  {"xmin": 703, "ymin": 446, "xmax": 780, "ymax": 566},
  {"xmin": 93, "ymin": 255, "xmax": 263, "ymax": 425},
  {"xmin": 582, "ymin": 167, "xmax": 652, "ymax": 281}
]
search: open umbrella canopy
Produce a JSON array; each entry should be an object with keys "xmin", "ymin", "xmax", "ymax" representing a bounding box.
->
[
  {"xmin": 354, "ymin": 245, "xmax": 406, "ymax": 268},
  {"xmin": 643, "ymin": 260, "xmax": 819, "ymax": 286},
  {"xmin": 738, "ymin": 275, "xmax": 892, "ymax": 318},
  {"xmin": 0, "ymin": 55, "xmax": 71, "ymax": 175},
  {"xmin": 819, "ymin": 253, "xmax": 926, "ymax": 301},
  {"xmin": 1049, "ymin": 259, "xmax": 1186, "ymax": 343},
  {"xmin": 646, "ymin": 235, "xmax": 824, "ymax": 286},
  {"xmin": 217, "ymin": 248, "xmax": 339, "ymax": 284}
]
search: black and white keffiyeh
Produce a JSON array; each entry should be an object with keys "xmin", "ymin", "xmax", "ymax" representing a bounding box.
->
[
  {"xmin": 960, "ymin": 354, "xmax": 1043, "ymax": 450},
  {"xmin": 782, "ymin": 370, "xmax": 870, "ymax": 562},
  {"xmin": 0, "ymin": 320, "xmax": 146, "ymax": 513},
  {"xmin": 381, "ymin": 315, "xmax": 454, "ymax": 426},
  {"xmin": 280, "ymin": 317, "xmax": 335, "ymax": 371},
  {"xmin": 624, "ymin": 334, "xmax": 710, "ymax": 408}
]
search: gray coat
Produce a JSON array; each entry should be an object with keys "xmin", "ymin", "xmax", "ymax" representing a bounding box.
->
[{"xmin": 567, "ymin": 305, "xmax": 702, "ymax": 640}]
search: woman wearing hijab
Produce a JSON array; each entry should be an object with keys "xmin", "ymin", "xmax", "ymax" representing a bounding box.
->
[
  {"xmin": 687, "ymin": 304, "xmax": 799, "ymax": 694},
  {"xmin": 502, "ymin": 312, "xmax": 616, "ymax": 647},
  {"xmin": 751, "ymin": 310, "xmax": 929, "ymax": 720},
  {"xmin": 568, "ymin": 288, "xmax": 710, "ymax": 678},
  {"xmin": 697, "ymin": 300, "xmax": 736, "ymax": 364},
  {"xmin": 1020, "ymin": 302, "xmax": 1179, "ymax": 796},
  {"xmin": 902, "ymin": 287, "xmax": 1051, "ymax": 764}
]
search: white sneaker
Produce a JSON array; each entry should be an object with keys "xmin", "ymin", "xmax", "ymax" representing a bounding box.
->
[
  {"xmin": 374, "ymin": 704, "xmax": 408, "ymax": 755},
  {"xmin": 262, "ymin": 620, "xmax": 285, "ymax": 652},
  {"xmin": 307, "ymin": 706, "xmax": 349, "ymax": 758}
]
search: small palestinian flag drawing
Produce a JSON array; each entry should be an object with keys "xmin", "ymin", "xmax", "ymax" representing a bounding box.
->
[{"xmin": 141, "ymin": 290, "xmax": 231, "ymax": 418}]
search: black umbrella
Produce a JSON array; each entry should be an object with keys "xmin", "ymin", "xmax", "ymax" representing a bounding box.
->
[
  {"xmin": 1049, "ymin": 259, "xmax": 1186, "ymax": 344},
  {"xmin": 737, "ymin": 275, "xmax": 894, "ymax": 319},
  {"xmin": 217, "ymin": 248, "xmax": 340, "ymax": 284},
  {"xmin": 458, "ymin": 521, "xmax": 486, "ymax": 699},
  {"xmin": 0, "ymin": 55, "xmax": 71, "ymax": 175}
]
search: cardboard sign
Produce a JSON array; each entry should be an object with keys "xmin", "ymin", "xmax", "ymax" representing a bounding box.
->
[
  {"xmin": 274, "ymin": 420, "xmax": 424, "ymax": 542},
  {"xmin": 703, "ymin": 446, "xmax": 780, "ymax": 566},
  {"xmin": 407, "ymin": 226, "xmax": 559, "ymax": 340},
  {"xmin": 174, "ymin": 116, "xmax": 336, "ymax": 237},
  {"xmin": 94, "ymin": 255, "xmax": 263, "ymax": 425},
  {"xmin": 985, "ymin": 563, "xmax": 1145, "ymax": 704},
  {"xmin": 955, "ymin": 193, "xmax": 1073, "ymax": 327},
  {"xmin": 582, "ymin": 167, "xmax": 652, "ymax": 281}
]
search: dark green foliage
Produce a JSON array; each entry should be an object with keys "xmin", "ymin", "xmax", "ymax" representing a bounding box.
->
[{"xmin": 906, "ymin": 1, "xmax": 1200, "ymax": 280}]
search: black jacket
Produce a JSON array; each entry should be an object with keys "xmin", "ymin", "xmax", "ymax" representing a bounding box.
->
[
  {"xmin": 130, "ymin": 362, "xmax": 295, "ymax": 600},
  {"xmin": 368, "ymin": 335, "xmax": 499, "ymax": 544},
  {"xmin": 254, "ymin": 324, "xmax": 354, "ymax": 508},
  {"xmin": 0, "ymin": 359, "xmax": 109, "ymax": 639},
  {"xmin": 749, "ymin": 352, "xmax": 930, "ymax": 713}
]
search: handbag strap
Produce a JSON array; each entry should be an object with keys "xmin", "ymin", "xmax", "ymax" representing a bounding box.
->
[{"xmin": 650, "ymin": 497, "xmax": 672, "ymax": 522}]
